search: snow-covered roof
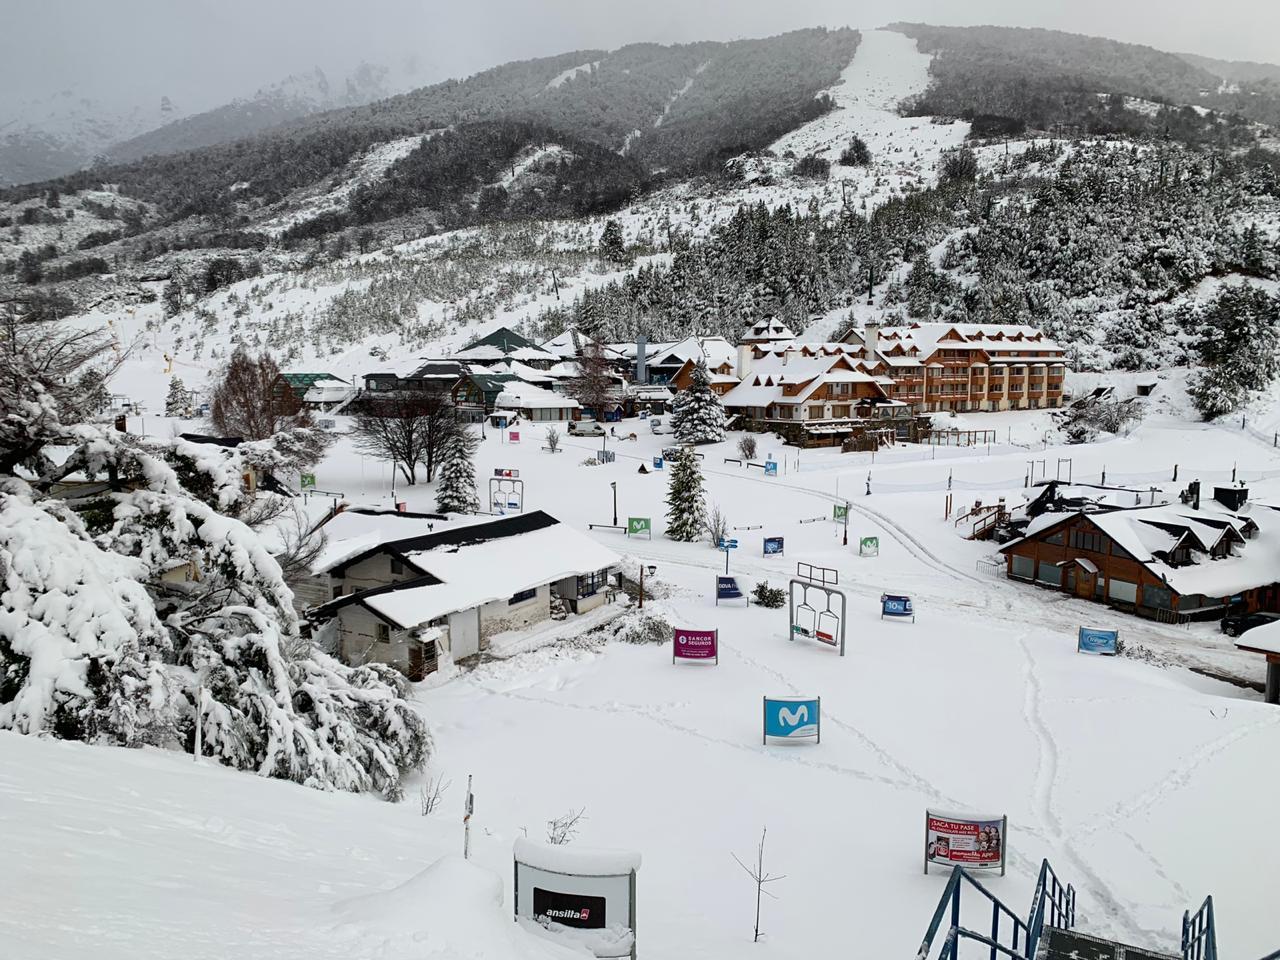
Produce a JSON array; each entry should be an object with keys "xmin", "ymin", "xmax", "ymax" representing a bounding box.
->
[
  {"xmin": 311, "ymin": 508, "xmax": 485, "ymax": 575},
  {"xmin": 743, "ymin": 318, "xmax": 797, "ymax": 343},
  {"xmin": 861, "ymin": 323, "xmax": 1065, "ymax": 366},
  {"xmin": 360, "ymin": 516, "xmax": 620, "ymax": 629},
  {"xmin": 495, "ymin": 383, "xmax": 580, "ymax": 411},
  {"xmin": 1234, "ymin": 618, "xmax": 1280, "ymax": 655},
  {"xmin": 1005, "ymin": 502, "xmax": 1278, "ymax": 598},
  {"xmin": 493, "ymin": 359, "xmax": 555, "ymax": 385},
  {"xmin": 722, "ymin": 352, "xmax": 878, "ymax": 408},
  {"xmin": 649, "ymin": 335, "xmax": 736, "ymax": 370},
  {"xmin": 539, "ymin": 327, "xmax": 624, "ymax": 362}
]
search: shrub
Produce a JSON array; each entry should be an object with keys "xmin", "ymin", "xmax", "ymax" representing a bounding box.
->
[
  {"xmin": 751, "ymin": 581, "xmax": 786, "ymax": 608},
  {"xmin": 737, "ymin": 435, "xmax": 758, "ymax": 460}
]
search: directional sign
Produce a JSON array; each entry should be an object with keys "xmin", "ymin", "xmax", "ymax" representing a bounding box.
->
[{"xmin": 718, "ymin": 538, "xmax": 739, "ymax": 549}]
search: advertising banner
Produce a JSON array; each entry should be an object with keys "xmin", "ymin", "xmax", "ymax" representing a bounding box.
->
[
  {"xmin": 763, "ymin": 696, "xmax": 820, "ymax": 743},
  {"xmin": 494, "ymin": 468, "xmax": 520, "ymax": 478},
  {"xmin": 763, "ymin": 536, "xmax": 784, "ymax": 556},
  {"xmin": 509, "ymin": 430, "xmax": 521, "ymax": 443},
  {"xmin": 764, "ymin": 461, "xmax": 778, "ymax": 477},
  {"xmin": 299, "ymin": 473, "xmax": 316, "ymax": 489},
  {"xmin": 514, "ymin": 838, "xmax": 640, "ymax": 959},
  {"xmin": 833, "ymin": 504, "xmax": 849, "ymax": 521},
  {"xmin": 627, "ymin": 517, "xmax": 651, "ymax": 537},
  {"xmin": 924, "ymin": 810, "xmax": 1007, "ymax": 875},
  {"xmin": 881, "ymin": 594, "xmax": 914, "ymax": 620},
  {"xmin": 653, "ymin": 456, "xmax": 664, "ymax": 470},
  {"xmin": 859, "ymin": 536, "xmax": 879, "ymax": 556},
  {"xmin": 673, "ymin": 628, "xmax": 718, "ymax": 664},
  {"xmin": 1077, "ymin": 627, "xmax": 1119, "ymax": 655},
  {"xmin": 716, "ymin": 576, "xmax": 745, "ymax": 603}
]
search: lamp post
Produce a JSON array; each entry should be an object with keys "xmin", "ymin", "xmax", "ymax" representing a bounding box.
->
[
  {"xmin": 610, "ymin": 481, "xmax": 617, "ymax": 527},
  {"xmin": 640, "ymin": 563, "xmax": 656, "ymax": 609},
  {"xmin": 842, "ymin": 500, "xmax": 850, "ymax": 547}
]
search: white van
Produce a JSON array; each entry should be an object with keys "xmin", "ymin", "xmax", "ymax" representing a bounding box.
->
[{"xmin": 568, "ymin": 420, "xmax": 605, "ymax": 437}]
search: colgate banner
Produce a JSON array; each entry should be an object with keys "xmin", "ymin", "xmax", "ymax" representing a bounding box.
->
[
  {"xmin": 925, "ymin": 809, "xmax": 1007, "ymax": 875},
  {"xmin": 673, "ymin": 628, "xmax": 718, "ymax": 664}
]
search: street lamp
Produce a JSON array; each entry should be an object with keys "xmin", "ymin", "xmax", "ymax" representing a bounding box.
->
[
  {"xmin": 640, "ymin": 563, "xmax": 657, "ymax": 609},
  {"xmin": 610, "ymin": 481, "xmax": 618, "ymax": 527}
]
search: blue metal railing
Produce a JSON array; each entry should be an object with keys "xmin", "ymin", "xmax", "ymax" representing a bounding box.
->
[
  {"xmin": 916, "ymin": 860, "xmax": 1073, "ymax": 960},
  {"xmin": 1026, "ymin": 859, "xmax": 1076, "ymax": 954},
  {"xmin": 1183, "ymin": 896, "xmax": 1218, "ymax": 960}
]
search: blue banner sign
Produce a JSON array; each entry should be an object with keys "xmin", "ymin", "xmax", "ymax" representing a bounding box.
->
[
  {"xmin": 717, "ymin": 576, "xmax": 744, "ymax": 600},
  {"xmin": 764, "ymin": 461, "xmax": 778, "ymax": 477},
  {"xmin": 763, "ymin": 536, "xmax": 784, "ymax": 556},
  {"xmin": 1077, "ymin": 627, "xmax": 1119, "ymax": 655},
  {"xmin": 763, "ymin": 697, "xmax": 820, "ymax": 742},
  {"xmin": 881, "ymin": 594, "xmax": 914, "ymax": 620},
  {"xmin": 653, "ymin": 456, "xmax": 664, "ymax": 470}
]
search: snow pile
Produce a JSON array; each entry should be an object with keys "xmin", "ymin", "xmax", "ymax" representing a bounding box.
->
[{"xmin": 333, "ymin": 855, "xmax": 588, "ymax": 959}]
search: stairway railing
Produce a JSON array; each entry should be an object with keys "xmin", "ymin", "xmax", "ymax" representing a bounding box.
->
[
  {"xmin": 1026, "ymin": 859, "xmax": 1076, "ymax": 955},
  {"xmin": 1183, "ymin": 896, "xmax": 1218, "ymax": 960},
  {"xmin": 915, "ymin": 859, "xmax": 1072, "ymax": 960}
]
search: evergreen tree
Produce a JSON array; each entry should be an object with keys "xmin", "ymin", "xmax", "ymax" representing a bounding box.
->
[
  {"xmin": 838, "ymin": 135, "xmax": 871, "ymax": 166},
  {"xmin": 672, "ymin": 359, "xmax": 726, "ymax": 444},
  {"xmin": 435, "ymin": 428, "xmax": 480, "ymax": 514},
  {"xmin": 599, "ymin": 219, "xmax": 627, "ymax": 264},
  {"xmin": 165, "ymin": 377, "xmax": 192, "ymax": 417},
  {"xmin": 664, "ymin": 448, "xmax": 708, "ymax": 542}
]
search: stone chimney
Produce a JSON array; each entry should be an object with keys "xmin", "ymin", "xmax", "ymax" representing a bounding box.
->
[
  {"xmin": 635, "ymin": 334, "xmax": 647, "ymax": 384},
  {"xmin": 736, "ymin": 343, "xmax": 753, "ymax": 379}
]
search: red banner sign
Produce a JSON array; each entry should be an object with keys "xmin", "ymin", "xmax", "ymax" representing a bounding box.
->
[
  {"xmin": 926, "ymin": 811, "xmax": 1005, "ymax": 870},
  {"xmin": 673, "ymin": 628, "xmax": 718, "ymax": 663}
]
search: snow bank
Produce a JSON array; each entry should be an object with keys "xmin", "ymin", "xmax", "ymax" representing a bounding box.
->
[
  {"xmin": 333, "ymin": 854, "xmax": 588, "ymax": 958},
  {"xmin": 514, "ymin": 837, "xmax": 642, "ymax": 875}
]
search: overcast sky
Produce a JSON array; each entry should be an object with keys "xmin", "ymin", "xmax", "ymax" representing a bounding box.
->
[{"xmin": 3, "ymin": 0, "xmax": 1277, "ymax": 116}]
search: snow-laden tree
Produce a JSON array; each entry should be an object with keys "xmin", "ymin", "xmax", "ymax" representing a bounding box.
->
[
  {"xmin": 664, "ymin": 448, "xmax": 707, "ymax": 542},
  {"xmin": 1, "ymin": 313, "xmax": 431, "ymax": 799},
  {"xmin": 671, "ymin": 359, "xmax": 726, "ymax": 445},
  {"xmin": 164, "ymin": 376, "xmax": 193, "ymax": 417},
  {"xmin": 1188, "ymin": 284, "xmax": 1280, "ymax": 418},
  {"xmin": 435, "ymin": 428, "xmax": 480, "ymax": 515}
]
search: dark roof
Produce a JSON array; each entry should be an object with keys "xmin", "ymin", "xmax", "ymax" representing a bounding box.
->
[
  {"xmin": 463, "ymin": 326, "xmax": 536, "ymax": 353},
  {"xmin": 468, "ymin": 372, "xmax": 519, "ymax": 392},
  {"xmin": 280, "ymin": 373, "xmax": 344, "ymax": 389},
  {"xmin": 179, "ymin": 432, "xmax": 243, "ymax": 448},
  {"xmin": 408, "ymin": 360, "xmax": 466, "ymax": 380},
  {"xmin": 328, "ymin": 510, "xmax": 560, "ymax": 576}
]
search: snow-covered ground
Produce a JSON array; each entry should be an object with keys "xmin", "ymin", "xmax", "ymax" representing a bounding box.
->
[{"xmin": 28, "ymin": 395, "xmax": 1277, "ymax": 959}]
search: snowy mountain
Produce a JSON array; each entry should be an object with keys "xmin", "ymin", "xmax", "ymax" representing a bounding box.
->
[{"xmin": 0, "ymin": 60, "xmax": 422, "ymax": 188}]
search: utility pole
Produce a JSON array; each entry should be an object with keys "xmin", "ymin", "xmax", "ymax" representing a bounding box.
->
[{"xmin": 463, "ymin": 775, "xmax": 474, "ymax": 859}]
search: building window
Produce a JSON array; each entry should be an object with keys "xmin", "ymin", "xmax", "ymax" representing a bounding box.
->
[
  {"xmin": 376, "ymin": 623, "xmax": 391, "ymax": 644},
  {"xmin": 1036, "ymin": 562, "xmax": 1063, "ymax": 587},
  {"xmin": 1045, "ymin": 531, "xmax": 1065, "ymax": 545},
  {"xmin": 1142, "ymin": 584, "xmax": 1174, "ymax": 610},
  {"xmin": 1069, "ymin": 529, "xmax": 1108, "ymax": 554},
  {"xmin": 578, "ymin": 570, "xmax": 608, "ymax": 596},
  {"xmin": 332, "ymin": 585, "xmax": 343, "ymax": 599},
  {"xmin": 1010, "ymin": 554, "xmax": 1035, "ymax": 579},
  {"xmin": 1108, "ymin": 579, "xmax": 1138, "ymax": 605},
  {"xmin": 509, "ymin": 587, "xmax": 538, "ymax": 606}
]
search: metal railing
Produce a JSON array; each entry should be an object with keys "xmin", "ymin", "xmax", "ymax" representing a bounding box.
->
[
  {"xmin": 1183, "ymin": 897, "xmax": 1218, "ymax": 960},
  {"xmin": 1026, "ymin": 860, "xmax": 1076, "ymax": 955}
]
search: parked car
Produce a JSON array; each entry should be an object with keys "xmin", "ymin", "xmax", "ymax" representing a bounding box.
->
[
  {"xmin": 649, "ymin": 417, "xmax": 672, "ymax": 435},
  {"xmin": 568, "ymin": 420, "xmax": 605, "ymax": 437},
  {"xmin": 1220, "ymin": 611, "xmax": 1280, "ymax": 638}
]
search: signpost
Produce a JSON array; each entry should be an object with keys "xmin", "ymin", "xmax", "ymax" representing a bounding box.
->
[
  {"xmin": 880, "ymin": 594, "xmax": 914, "ymax": 621},
  {"xmin": 299, "ymin": 473, "xmax": 316, "ymax": 490},
  {"xmin": 763, "ymin": 536, "xmax": 784, "ymax": 556},
  {"xmin": 627, "ymin": 517, "xmax": 652, "ymax": 539},
  {"xmin": 924, "ymin": 810, "xmax": 1007, "ymax": 876},
  {"xmin": 653, "ymin": 456, "xmax": 664, "ymax": 470},
  {"xmin": 1077, "ymin": 627, "xmax": 1119, "ymax": 655},
  {"xmin": 718, "ymin": 537, "xmax": 738, "ymax": 575},
  {"xmin": 673, "ymin": 628, "xmax": 718, "ymax": 664},
  {"xmin": 764, "ymin": 461, "xmax": 778, "ymax": 477},
  {"xmin": 859, "ymin": 536, "xmax": 879, "ymax": 557},
  {"xmin": 514, "ymin": 838, "xmax": 640, "ymax": 960},
  {"xmin": 763, "ymin": 696, "xmax": 821, "ymax": 744}
]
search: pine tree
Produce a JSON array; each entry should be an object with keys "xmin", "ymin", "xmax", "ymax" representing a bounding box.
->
[
  {"xmin": 599, "ymin": 219, "xmax": 627, "ymax": 264},
  {"xmin": 435, "ymin": 428, "xmax": 480, "ymax": 514},
  {"xmin": 672, "ymin": 359, "xmax": 726, "ymax": 444},
  {"xmin": 165, "ymin": 376, "xmax": 192, "ymax": 417},
  {"xmin": 664, "ymin": 448, "xmax": 707, "ymax": 542}
]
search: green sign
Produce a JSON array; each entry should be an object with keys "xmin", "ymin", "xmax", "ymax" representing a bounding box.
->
[
  {"xmin": 300, "ymin": 473, "xmax": 316, "ymax": 489},
  {"xmin": 833, "ymin": 504, "xmax": 849, "ymax": 522},
  {"xmin": 628, "ymin": 517, "xmax": 651, "ymax": 535},
  {"xmin": 860, "ymin": 536, "xmax": 880, "ymax": 556}
]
